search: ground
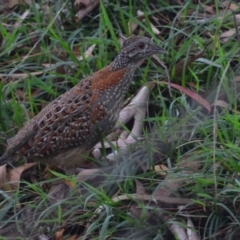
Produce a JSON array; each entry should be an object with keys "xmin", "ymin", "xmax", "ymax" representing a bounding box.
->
[{"xmin": 0, "ymin": 0, "xmax": 240, "ymax": 239}]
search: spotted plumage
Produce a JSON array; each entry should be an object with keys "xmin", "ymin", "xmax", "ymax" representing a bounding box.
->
[{"xmin": 0, "ymin": 36, "xmax": 167, "ymax": 168}]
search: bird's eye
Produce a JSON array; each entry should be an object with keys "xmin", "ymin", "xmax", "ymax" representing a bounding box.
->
[{"xmin": 138, "ymin": 42, "xmax": 145, "ymax": 49}]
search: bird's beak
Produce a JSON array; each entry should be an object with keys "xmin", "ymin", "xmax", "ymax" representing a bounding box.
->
[{"xmin": 155, "ymin": 46, "xmax": 168, "ymax": 54}]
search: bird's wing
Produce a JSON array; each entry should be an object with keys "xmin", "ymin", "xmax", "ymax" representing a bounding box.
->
[
  {"xmin": 25, "ymin": 77, "xmax": 95, "ymax": 156},
  {"xmin": 2, "ymin": 77, "xmax": 93, "ymax": 161}
]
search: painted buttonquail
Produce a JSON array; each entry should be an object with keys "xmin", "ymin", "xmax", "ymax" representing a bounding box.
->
[{"xmin": 0, "ymin": 36, "xmax": 166, "ymax": 169}]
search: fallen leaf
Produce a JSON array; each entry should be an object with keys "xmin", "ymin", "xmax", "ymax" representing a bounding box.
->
[
  {"xmin": 14, "ymin": 10, "xmax": 30, "ymax": 28},
  {"xmin": 235, "ymin": 75, "xmax": 240, "ymax": 82},
  {"xmin": 0, "ymin": 0, "xmax": 31, "ymax": 9},
  {"xmin": 128, "ymin": 21, "xmax": 139, "ymax": 35},
  {"xmin": 75, "ymin": 0, "xmax": 99, "ymax": 22},
  {"xmin": 137, "ymin": 10, "xmax": 144, "ymax": 17},
  {"xmin": 76, "ymin": 168, "xmax": 99, "ymax": 182},
  {"xmin": 130, "ymin": 203, "xmax": 151, "ymax": 220},
  {"xmin": 143, "ymin": 19, "xmax": 161, "ymax": 35},
  {"xmin": 220, "ymin": 29, "xmax": 236, "ymax": 43},
  {"xmin": 75, "ymin": 0, "xmax": 92, "ymax": 7},
  {"xmin": 1, "ymin": 163, "xmax": 37, "ymax": 191},
  {"xmin": 212, "ymin": 100, "xmax": 230, "ymax": 109},
  {"xmin": 77, "ymin": 44, "xmax": 96, "ymax": 61},
  {"xmin": 66, "ymin": 235, "xmax": 78, "ymax": 240},
  {"xmin": 53, "ymin": 228, "xmax": 65, "ymax": 240},
  {"xmin": 15, "ymin": 89, "xmax": 26, "ymax": 100},
  {"xmin": 0, "ymin": 164, "xmax": 8, "ymax": 187},
  {"xmin": 187, "ymin": 217, "xmax": 200, "ymax": 240},
  {"xmin": 48, "ymin": 182, "xmax": 69, "ymax": 202},
  {"xmin": 154, "ymin": 164, "xmax": 168, "ymax": 176},
  {"xmin": 202, "ymin": 4, "xmax": 215, "ymax": 14},
  {"xmin": 128, "ymin": 10, "xmax": 146, "ymax": 34},
  {"xmin": 135, "ymin": 179, "xmax": 146, "ymax": 195},
  {"xmin": 221, "ymin": 1, "xmax": 239, "ymax": 10}
]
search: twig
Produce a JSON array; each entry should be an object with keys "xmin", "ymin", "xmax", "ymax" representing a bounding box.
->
[{"xmin": 112, "ymin": 193, "xmax": 192, "ymax": 205}]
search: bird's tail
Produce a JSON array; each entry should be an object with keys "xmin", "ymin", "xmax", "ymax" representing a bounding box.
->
[{"xmin": 0, "ymin": 154, "xmax": 16, "ymax": 166}]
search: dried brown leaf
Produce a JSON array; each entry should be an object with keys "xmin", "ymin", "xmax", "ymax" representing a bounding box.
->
[
  {"xmin": 128, "ymin": 10, "xmax": 146, "ymax": 34},
  {"xmin": 130, "ymin": 204, "xmax": 151, "ymax": 220},
  {"xmin": 75, "ymin": 0, "xmax": 92, "ymax": 7},
  {"xmin": 212, "ymin": 100, "xmax": 230, "ymax": 109},
  {"xmin": 48, "ymin": 182, "xmax": 69, "ymax": 202},
  {"xmin": 154, "ymin": 164, "xmax": 168, "ymax": 176},
  {"xmin": 175, "ymin": 0, "xmax": 183, "ymax": 5},
  {"xmin": 129, "ymin": 10, "xmax": 161, "ymax": 35},
  {"xmin": 0, "ymin": 164, "xmax": 8, "ymax": 187},
  {"xmin": 235, "ymin": 75, "xmax": 240, "ymax": 82},
  {"xmin": 231, "ymin": 4, "xmax": 239, "ymax": 10},
  {"xmin": 53, "ymin": 228, "xmax": 65, "ymax": 240},
  {"xmin": 128, "ymin": 21, "xmax": 139, "ymax": 35},
  {"xmin": 76, "ymin": 168, "xmax": 99, "ymax": 182},
  {"xmin": 187, "ymin": 217, "xmax": 201, "ymax": 240},
  {"xmin": 143, "ymin": 19, "xmax": 161, "ymax": 35},
  {"xmin": 220, "ymin": 29, "xmax": 236, "ymax": 43},
  {"xmin": 202, "ymin": 4, "xmax": 215, "ymax": 14},
  {"xmin": 1, "ymin": 163, "xmax": 37, "ymax": 191},
  {"xmin": 221, "ymin": 1, "xmax": 239, "ymax": 10},
  {"xmin": 1, "ymin": 0, "xmax": 31, "ymax": 8},
  {"xmin": 66, "ymin": 235, "xmax": 78, "ymax": 240},
  {"xmin": 78, "ymin": 44, "xmax": 96, "ymax": 61},
  {"xmin": 15, "ymin": 89, "xmax": 25, "ymax": 100},
  {"xmin": 14, "ymin": 10, "xmax": 30, "ymax": 28},
  {"xmin": 75, "ymin": 0, "xmax": 99, "ymax": 22},
  {"xmin": 137, "ymin": 10, "xmax": 144, "ymax": 17},
  {"xmin": 135, "ymin": 179, "xmax": 146, "ymax": 195}
]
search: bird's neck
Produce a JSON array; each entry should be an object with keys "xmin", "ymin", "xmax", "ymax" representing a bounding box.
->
[
  {"xmin": 91, "ymin": 61, "xmax": 137, "ymax": 101},
  {"xmin": 110, "ymin": 54, "xmax": 134, "ymax": 70},
  {"xmin": 108, "ymin": 62, "xmax": 137, "ymax": 104}
]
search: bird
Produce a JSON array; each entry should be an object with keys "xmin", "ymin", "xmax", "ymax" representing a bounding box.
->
[{"xmin": 0, "ymin": 36, "xmax": 167, "ymax": 169}]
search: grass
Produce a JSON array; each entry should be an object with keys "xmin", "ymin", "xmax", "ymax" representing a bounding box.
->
[{"xmin": 1, "ymin": 0, "xmax": 240, "ymax": 239}]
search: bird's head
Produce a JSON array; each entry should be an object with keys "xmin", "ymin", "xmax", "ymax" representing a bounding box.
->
[
  {"xmin": 111, "ymin": 36, "xmax": 167, "ymax": 69},
  {"xmin": 120, "ymin": 36, "xmax": 167, "ymax": 62}
]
